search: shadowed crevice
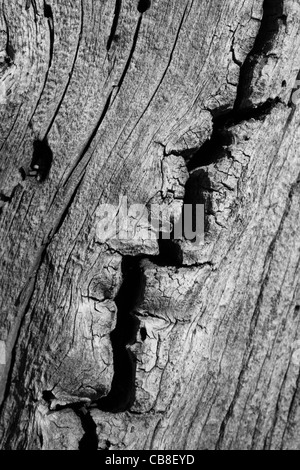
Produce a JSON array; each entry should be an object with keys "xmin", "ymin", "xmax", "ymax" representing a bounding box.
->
[
  {"xmin": 94, "ymin": 240, "xmax": 183, "ymax": 413},
  {"xmin": 29, "ymin": 139, "xmax": 53, "ymax": 182},
  {"xmin": 235, "ymin": 0, "xmax": 285, "ymax": 110},
  {"xmin": 107, "ymin": 0, "xmax": 122, "ymax": 51},
  {"xmin": 95, "ymin": 256, "xmax": 144, "ymax": 413},
  {"xmin": 77, "ymin": 409, "xmax": 98, "ymax": 450},
  {"xmin": 165, "ymin": 0, "xmax": 285, "ymax": 244},
  {"xmin": 44, "ymin": 2, "xmax": 54, "ymax": 68},
  {"xmin": 137, "ymin": 0, "xmax": 151, "ymax": 14},
  {"xmin": 186, "ymin": 98, "xmax": 280, "ymax": 172},
  {"xmin": 48, "ymin": 400, "xmax": 98, "ymax": 450}
]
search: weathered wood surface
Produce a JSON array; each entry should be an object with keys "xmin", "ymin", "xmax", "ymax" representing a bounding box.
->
[{"xmin": 0, "ymin": 0, "xmax": 300, "ymax": 450}]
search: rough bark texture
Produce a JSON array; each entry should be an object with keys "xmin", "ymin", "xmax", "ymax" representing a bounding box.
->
[{"xmin": 0, "ymin": 0, "xmax": 300, "ymax": 450}]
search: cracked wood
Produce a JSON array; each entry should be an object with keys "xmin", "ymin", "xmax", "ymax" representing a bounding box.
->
[{"xmin": 0, "ymin": 0, "xmax": 300, "ymax": 450}]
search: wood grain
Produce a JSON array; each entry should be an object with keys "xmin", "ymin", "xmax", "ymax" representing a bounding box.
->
[{"xmin": 0, "ymin": 0, "xmax": 299, "ymax": 449}]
